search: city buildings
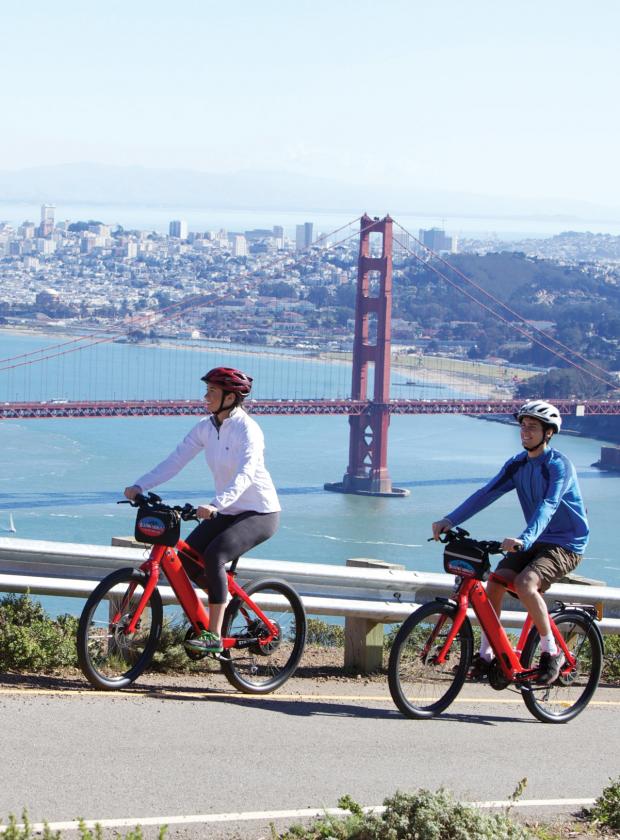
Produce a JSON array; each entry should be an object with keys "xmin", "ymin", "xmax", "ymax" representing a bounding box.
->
[
  {"xmin": 419, "ymin": 227, "xmax": 457, "ymax": 254},
  {"xmin": 1, "ymin": 207, "xmax": 618, "ymax": 370},
  {"xmin": 295, "ymin": 222, "xmax": 313, "ymax": 251},
  {"xmin": 232, "ymin": 234, "xmax": 248, "ymax": 257},
  {"xmin": 169, "ymin": 219, "xmax": 188, "ymax": 239}
]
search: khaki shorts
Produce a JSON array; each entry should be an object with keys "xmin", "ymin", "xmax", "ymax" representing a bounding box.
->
[{"xmin": 495, "ymin": 542, "xmax": 582, "ymax": 591}]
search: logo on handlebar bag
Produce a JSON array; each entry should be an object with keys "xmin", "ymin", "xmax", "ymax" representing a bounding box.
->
[{"xmin": 137, "ymin": 516, "xmax": 167, "ymax": 537}]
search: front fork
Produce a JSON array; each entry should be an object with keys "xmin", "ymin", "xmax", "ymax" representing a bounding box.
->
[
  {"xmin": 431, "ymin": 594, "xmax": 470, "ymax": 664},
  {"xmin": 124, "ymin": 548, "xmax": 164, "ymax": 634}
]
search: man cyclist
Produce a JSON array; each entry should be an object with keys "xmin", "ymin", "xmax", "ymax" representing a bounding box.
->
[
  {"xmin": 124, "ymin": 366, "xmax": 280, "ymax": 654},
  {"xmin": 432, "ymin": 400, "xmax": 589, "ymax": 685}
]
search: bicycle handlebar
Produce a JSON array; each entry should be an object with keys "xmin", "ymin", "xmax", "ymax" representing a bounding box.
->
[
  {"xmin": 430, "ymin": 527, "xmax": 504, "ymax": 555},
  {"xmin": 117, "ymin": 491, "xmax": 200, "ymax": 521}
]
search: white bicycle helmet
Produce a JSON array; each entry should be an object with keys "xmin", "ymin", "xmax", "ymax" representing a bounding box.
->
[{"xmin": 515, "ymin": 400, "xmax": 562, "ymax": 433}]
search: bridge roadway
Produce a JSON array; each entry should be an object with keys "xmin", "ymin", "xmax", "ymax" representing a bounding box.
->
[
  {"xmin": 2, "ymin": 397, "xmax": 620, "ymax": 419},
  {"xmin": 0, "ymin": 672, "xmax": 618, "ymax": 838}
]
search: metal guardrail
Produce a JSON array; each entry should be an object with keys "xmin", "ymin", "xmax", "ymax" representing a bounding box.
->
[{"xmin": 1, "ymin": 536, "xmax": 619, "ymax": 634}]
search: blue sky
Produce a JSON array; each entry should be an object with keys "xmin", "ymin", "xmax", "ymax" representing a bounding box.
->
[{"xmin": 2, "ymin": 0, "xmax": 619, "ymax": 207}]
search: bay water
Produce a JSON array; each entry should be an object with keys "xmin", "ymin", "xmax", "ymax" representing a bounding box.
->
[{"xmin": 1, "ymin": 331, "xmax": 619, "ymax": 618}]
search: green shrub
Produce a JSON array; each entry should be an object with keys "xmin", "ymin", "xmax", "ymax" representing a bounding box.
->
[
  {"xmin": 306, "ymin": 618, "xmax": 345, "ymax": 647},
  {"xmin": 278, "ymin": 789, "xmax": 532, "ymax": 839},
  {"xmin": 586, "ymin": 776, "xmax": 620, "ymax": 831},
  {"xmin": 602, "ymin": 634, "xmax": 620, "ymax": 683},
  {"xmin": 0, "ymin": 595, "xmax": 78, "ymax": 671},
  {"xmin": 380, "ymin": 789, "xmax": 530, "ymax": 840}
]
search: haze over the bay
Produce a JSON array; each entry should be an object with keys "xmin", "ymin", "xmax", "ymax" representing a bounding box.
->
[{"xmin": 1, "ymin": 164, "xmax": 619, "ymax": 225}]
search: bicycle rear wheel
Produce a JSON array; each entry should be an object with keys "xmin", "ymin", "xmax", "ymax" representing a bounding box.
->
[
  {"xmin": 521, "ymin": 609, "xmax": 602, "ymax": 723},
  {"xmin": 77, "ymin": 568, "xmax": 163, "ymax": 690},
  {"xmin": 388, "ymin": 601, "xmax": 473, "ymax": 719},
  {"xmin": 220, "ymin": 578, "xmax": 306, "ymax": 694}
]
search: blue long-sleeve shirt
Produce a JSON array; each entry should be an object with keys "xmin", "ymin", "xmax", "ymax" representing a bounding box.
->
[{"xmin": 444, "ymin": 448, "xmax": 589, "ymax": 554}]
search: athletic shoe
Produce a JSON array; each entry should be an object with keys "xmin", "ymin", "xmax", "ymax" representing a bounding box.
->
[
  {"xmin": 467, "ymin": 653, "xmax": 491, "ymax": 681},
  {"xmin": 184, "ymin": 630, "xmax": 223, "ymax": 654},
  {"xmin": 537, "ymin": 650, "xmax": 565, "ymax": 685}
]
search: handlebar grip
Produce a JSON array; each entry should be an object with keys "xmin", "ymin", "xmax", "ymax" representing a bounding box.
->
[
  {"xmin": 180, "ymin": 504, "xmax": 199, "ymax": 522},
  {"xmin": 486, "ymin": 540, "xmax": 503, "ymax": 554}
]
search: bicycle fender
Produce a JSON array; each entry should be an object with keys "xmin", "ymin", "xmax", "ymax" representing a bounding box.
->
[{"xmin": 552, "ymin": 607, "xmax": 605, "ymax": 652}]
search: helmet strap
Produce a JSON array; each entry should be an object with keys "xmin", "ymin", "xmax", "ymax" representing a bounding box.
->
[{"xmin": 212, "ymin": 391, "xmax": 236, "ymax": 422}]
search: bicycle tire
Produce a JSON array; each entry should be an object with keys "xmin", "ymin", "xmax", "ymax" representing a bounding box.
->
[
  {"xmin": 520, "ymin": 609, "xmax": 602, "ymax": 723},
  {"xmin": 388, "ymin": 600, "xmax": 473, "ymax": 719},
  {"xmin": 77, "ymin": 568, "xmax": 163, "ymax": 690},
  {"xmin": 220, "ymin": 577, "xmax": 306, "ymax": 694}
]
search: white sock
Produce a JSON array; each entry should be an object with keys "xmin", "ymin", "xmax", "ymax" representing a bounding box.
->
[
  {"xmin": 479, "ymin": 633, "xmax": 494, "ymax": 662},
  {"xmin": 540, "ymin": 633, "xmax": 558, "ymax": 655}
]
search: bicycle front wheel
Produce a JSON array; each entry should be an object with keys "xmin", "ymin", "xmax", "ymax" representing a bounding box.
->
[
  {"xmin": 388, "ymin": 601, "xmax": 473, "ymax": 719},
  {"xmin": 220, "ymin": 578, "xmax": 306, "ymax": 694},
  {"xmin": 521, "ymin": 609, "xmax": 602, "ymax": 723},
  {"xmin": 77, "ymin": 568, "xmax": 163, "ymax": 690}
]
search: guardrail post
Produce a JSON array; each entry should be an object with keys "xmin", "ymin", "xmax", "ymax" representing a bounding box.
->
[{"xmin": 345, "ymin": 558, "xmax": 404, "ymax": 673}]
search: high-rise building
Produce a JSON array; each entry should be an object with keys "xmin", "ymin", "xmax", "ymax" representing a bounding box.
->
[
  {"xmin": 295, "ymin": 222, "xmax": 313, "ymax": 251},
  {"xmin": 232, "ymin": 234, "xmax": 248, "ymax": 257},
  {"xmin": 419, "ymin": 227, "xmax": 455, "ymax": 254},
  {"xmin": 41, "ymin": 204, "xmax": 55, "ymax": 224},
  {"xmin": 39, "ymin": 204, "xmax": 55, "ymax": 237},
  {"xmin": 169, "ymin": 219, "xmax": 188, "ymax": 239},
  {"xmin": 271, "ymin": 226, "xmax": 285, "ymax": 250}
]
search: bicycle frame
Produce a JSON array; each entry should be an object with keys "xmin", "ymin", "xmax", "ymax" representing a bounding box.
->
[
  {"xmin": 121, "ymin": 538, "xmax": 280, "ymax": 651},
  {"xmin": 431, "ymin": 572, "xmax": 578, "ymax": 683}
]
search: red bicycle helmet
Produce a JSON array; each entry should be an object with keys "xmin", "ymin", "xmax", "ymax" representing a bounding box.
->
[{"xmin": 201, "ymin": 367, "xmax": 253, "ymax": 397}]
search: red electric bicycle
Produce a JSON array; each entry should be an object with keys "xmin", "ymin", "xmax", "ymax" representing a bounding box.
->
[
  {"xmin": 77, "ymin": 493, "xmax": 306, "ymax": 694},
  {"xmin": 388, "ymin": 528, "xmax": 603, "ymax": 723}
]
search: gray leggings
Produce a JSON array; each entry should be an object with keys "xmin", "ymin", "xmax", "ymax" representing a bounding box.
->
[{"xmin": 181, "ymin": 510, "xmax": 279, "ymax": 602}]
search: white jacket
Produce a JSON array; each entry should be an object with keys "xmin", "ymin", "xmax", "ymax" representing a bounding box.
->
[{"xmin": 134, "ymin": 408, "xmax": 281, "ymax": 515}]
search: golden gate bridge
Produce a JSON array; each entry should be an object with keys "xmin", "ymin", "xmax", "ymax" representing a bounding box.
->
[{"xmin": 2, "ymin": 214, "xmax": 619, "ymax": 496}]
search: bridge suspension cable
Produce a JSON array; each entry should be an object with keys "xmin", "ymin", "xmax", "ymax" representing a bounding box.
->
[{"xmin": 393, "ymin": 220, "xmax": 618, "ymax": 391}]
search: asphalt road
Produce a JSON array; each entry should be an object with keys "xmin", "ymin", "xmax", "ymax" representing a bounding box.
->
[{"xmin": 1, "ymin": 673, "xmax": 618, "ymax": 838}]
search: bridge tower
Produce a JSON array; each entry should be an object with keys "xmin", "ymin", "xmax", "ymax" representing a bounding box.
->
[{"xmin": 325, "ymin": 214, "xmax": 407, "ymax": 497}]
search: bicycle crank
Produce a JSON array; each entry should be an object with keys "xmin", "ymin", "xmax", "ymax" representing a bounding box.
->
[{"xmin": 487, "ymin": 659, "xmax": 510, "ymax": 691}]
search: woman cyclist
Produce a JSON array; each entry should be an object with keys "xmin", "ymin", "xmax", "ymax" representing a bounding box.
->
[
  {"xmin": 124, "ymin": 366, "xmax": 280, "ymax": 653},
  {"xmin": 431, "ymin": 400, "xmax": 589, "ymax": 686}
]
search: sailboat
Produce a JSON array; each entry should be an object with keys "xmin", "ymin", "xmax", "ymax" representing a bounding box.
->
[{"xmin": 2, "ymin": 514, "xmax": 16, "ymax": 533}]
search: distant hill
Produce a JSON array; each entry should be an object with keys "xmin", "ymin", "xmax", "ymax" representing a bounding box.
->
[
  {"xmin": 1, "ymin": 162, "xmax": 619, "ymax": 221},
  {"xmin": 394, "ymin": 251, "xmax": 620, "ymax": 398}
]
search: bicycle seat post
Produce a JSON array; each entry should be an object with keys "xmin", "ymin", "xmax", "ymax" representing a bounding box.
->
[{"xmin": 228, "ymin": 558, "xmax": 239, "ymax": 575}]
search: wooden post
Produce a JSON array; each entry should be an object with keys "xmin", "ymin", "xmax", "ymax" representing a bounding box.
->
[{"xmin": 344, "ymin": 557, "xmax": 404, "ymax": 673}]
